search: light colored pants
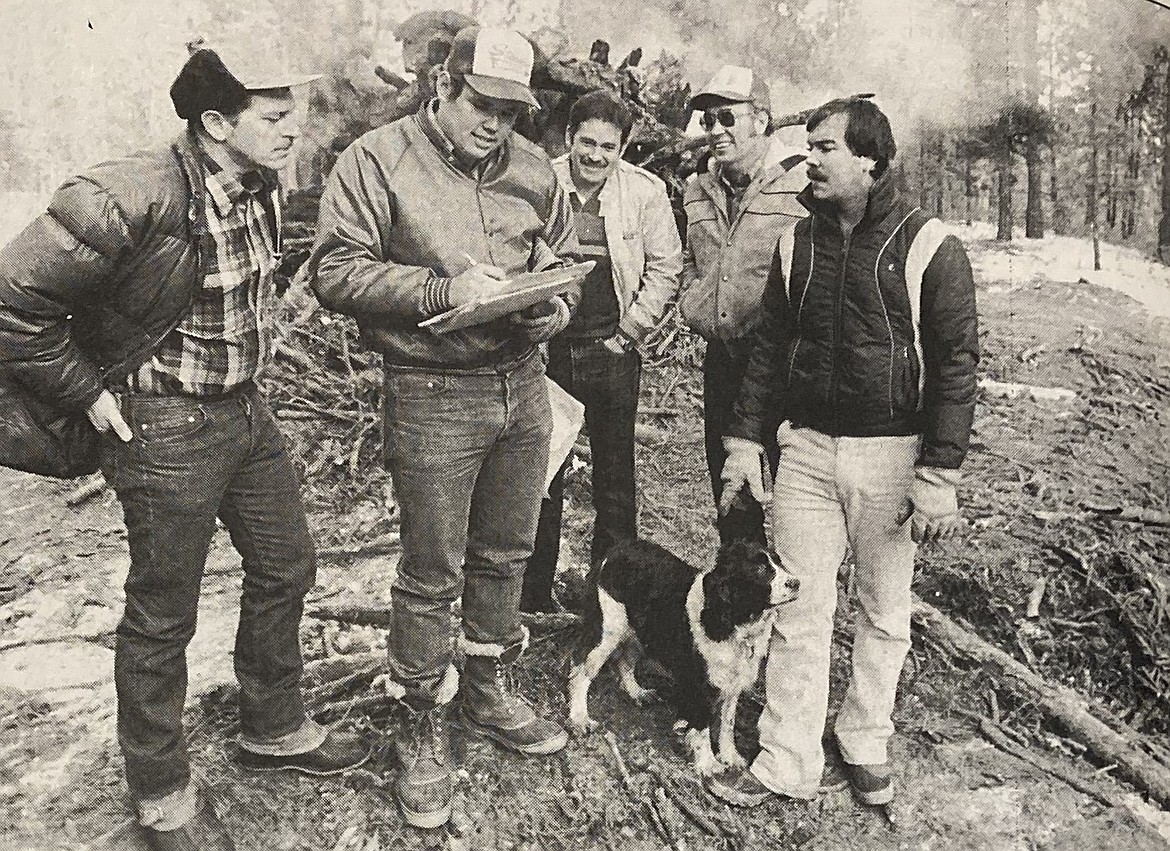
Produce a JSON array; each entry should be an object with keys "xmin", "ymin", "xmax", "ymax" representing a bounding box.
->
[{"xmin": 751, "ymin": 422, "xmax": 918, "ymax": 798}]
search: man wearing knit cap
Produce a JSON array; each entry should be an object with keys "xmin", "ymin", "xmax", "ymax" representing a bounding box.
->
[
  {"xmin": 679, "ymin": 64, "xmax": 808, "ymax": 545},
  {"xmin": 309, "ymin": 25, "xmax": 578, "ymax": 830},
  {"xmin": 0, "ymin": 44, "xmax": 370, "ymax": 850}
]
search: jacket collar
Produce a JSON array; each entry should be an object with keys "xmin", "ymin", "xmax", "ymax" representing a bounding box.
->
[
  {"xmin": 173, "ymin": 131, "xmax": 276, "ymax": 220},
  {"xmin": 417, "ymin": 98, "xmax": 506, "ymax": 178},
  {"xmin": 708, "ymin": 136, "xmax": 806, "ymax": 189},
  {"xmin": 797, "ymin": 170, "xmax": 901, "ymax": 231}
]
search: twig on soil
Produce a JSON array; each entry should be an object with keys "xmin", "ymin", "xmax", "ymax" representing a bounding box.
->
[
  {"xmin": 316, "ymin": 691, "xmax": 394, "ymax": 720},
  {"xmin": 316, "ymin": 533, "xmax": 402, "ymax": 561},
  {"xmin": 1025, "ymin": 576, "xmax": 1048, "ymax": 619},
  {"xmin": 64, "ymin": 473, "xmax": 107, "ymax": 507},
  {"xmin": 1085, "ymin": 505, "xmax": 1170, "ymax": 528},
  {"xmin": 603, "ymin": 731, "xmax": 681, "ymax": 850},
  {"xmin": 649, "ymin": 768, "xmax": 727, "ymax": 840},
  {"xmin": 978, "ymin": 716, "xmax": 1121, "ymax": 807}
]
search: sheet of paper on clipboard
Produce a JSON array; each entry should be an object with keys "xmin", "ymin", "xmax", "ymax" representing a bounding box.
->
[{"xmin": 418, "ymin": 261, "xmax": 595, "ymax": 334}]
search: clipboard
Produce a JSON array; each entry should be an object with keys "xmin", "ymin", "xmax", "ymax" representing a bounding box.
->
[{"xmin": 418, "ymin": 261, "xmax": 595, "ymax": 334}]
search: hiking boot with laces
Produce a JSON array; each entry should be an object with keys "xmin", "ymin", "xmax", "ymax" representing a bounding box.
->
[
  {"xmin": 393, "ymin": 703, "xmax": 455, "ymax": 829},
  {"xmin": 459, "ymin": 640, "xmax": 568, "ymax": 756}
]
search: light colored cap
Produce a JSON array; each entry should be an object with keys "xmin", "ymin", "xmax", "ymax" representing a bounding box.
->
[
  {"xmin": 446, "ymin": 26, "xmax": 538, "ymax": 108},
  {"xmin": 209, "ymin": 43, "xmax": 320, "ymax": 90},
  {"xmin": 691, "ymin": 64, "xmax": 771, "ymax": 113}
]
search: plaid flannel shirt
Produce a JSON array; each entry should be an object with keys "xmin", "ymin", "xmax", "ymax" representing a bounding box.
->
[{"xmin": 132, "ymin": 155, "xmax": 279, "ymax": 396}]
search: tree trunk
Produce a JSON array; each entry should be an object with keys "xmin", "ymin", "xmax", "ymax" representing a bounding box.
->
[
  {"xmin": 1088, "ymin": 95, "xmax": 1101, "ymax": 270},
  {"xmin": 935, "ymin": 131, "xmax": 946, "ymax": 219},
  {"xmin": 1025, "ymin": 137, "xmax": 1044, "ymax": 237},
  {"xmin": 919, "ymin": 132, "xmax": 930, "ymax": 210},
  {"xmin": 963, "ymin": 143, "xmax": 974, "ymax": 226},
  {"xmin": 1159, "ymin": 57, "xmax": 1170, "ymax": 263},
  {"xmin": 1048, "ymin": 23, "xmax": 1066, "ymax": 235},
  {"xmin": 996, "ymin": 153, "xmax": 1014, "ymax": 241},
  {"xmin": 1104, "ymin": 130, "xmax": 1117, "ymax": 230}
]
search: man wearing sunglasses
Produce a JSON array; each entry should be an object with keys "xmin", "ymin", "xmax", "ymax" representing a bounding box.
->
[
  {"xmin": 308, "ymin": 26, "xmax": 579, "ymax": 830},
  {"xmin": 679, "ymin": 65, "xmax": 807, "ymax": 545}
]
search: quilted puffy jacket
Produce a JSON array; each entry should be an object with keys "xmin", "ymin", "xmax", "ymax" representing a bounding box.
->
[
  {"xmin": 727, "ymin": 175, "xmax": 979, "ymax": 470},
  {"xmin": 0, "ymin": 132, "xmax": 238, "ymax": 412}
]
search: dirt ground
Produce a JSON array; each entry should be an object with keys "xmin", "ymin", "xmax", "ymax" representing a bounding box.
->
[{"xmin": 2, "ymin": 228, "xmax": 1169, "ymax": 851}]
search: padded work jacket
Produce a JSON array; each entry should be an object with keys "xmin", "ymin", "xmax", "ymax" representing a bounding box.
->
[
  {"xmin": 727, "ymin": 175, "xmax": 979, "ymax": 470},
  {"xmin": 0, "ymin": 132, "xmax": 245, "ymax": 412},
  {"xmin": 308, "ymin": 105, "xmax": 579, "ymax": 371},
  {"xmin": 679, "ymin": 138, "xmax": 807, "ymax": 341}
]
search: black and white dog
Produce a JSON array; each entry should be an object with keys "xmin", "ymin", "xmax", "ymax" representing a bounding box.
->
[{"xmin": 568, "ymin": 538, "xmax": 800, "ymax": 775}]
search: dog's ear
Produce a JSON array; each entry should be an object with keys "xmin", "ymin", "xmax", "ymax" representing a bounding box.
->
[{"xmin": 700, "ymin": 568, "xmax": 737, "ymax": 642}]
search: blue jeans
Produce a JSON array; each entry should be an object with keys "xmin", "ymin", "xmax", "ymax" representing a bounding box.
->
[
  {"xmin": 751, "ymin": 423, "xmax": 918, "ymax": 797},
  {"xmin": 100, "ymin": 386, "xmax": 316, "ymax": 800},
  {"xmin": 382, "ymin": 352, "xmax": 551, "ymax": 706},
  {"xmin": 525, "ymin": 337, "xmax": 640, "ymax": 610}
]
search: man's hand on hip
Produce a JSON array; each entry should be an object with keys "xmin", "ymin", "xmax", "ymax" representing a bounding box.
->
[
  {"xmin": 720, "ymin": 437, "xmax": 770, "ymax": 514},
  {"xmin": 905, "ymin": 466, "xmax": 961, "ymax": 544},
  {"xmin": 86, "ymin": 389, "xmax": 132, "ymax": 442}
]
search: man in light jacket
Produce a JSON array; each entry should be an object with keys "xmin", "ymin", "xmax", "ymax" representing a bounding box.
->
[
  {"xmin": 522, "ymin": 89, "xmax": 683, "ymax": 612},
  {"xmin": 680, "ymin": 65, "xmax": 807, "ymax": 545}
]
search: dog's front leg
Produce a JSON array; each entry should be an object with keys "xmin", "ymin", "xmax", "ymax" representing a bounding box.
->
[
  {"xmin": 716, "ymin": 692, "xmax": 747, "ymax": 770},
  {"xmin": 684, "ymin": 727, "xmax": 722, "ymax": 776}
]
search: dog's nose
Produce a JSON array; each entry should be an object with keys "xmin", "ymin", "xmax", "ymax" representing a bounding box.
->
[{"xmin": 786, "ymin": 577, "xmax": 800, "ymax": 593}]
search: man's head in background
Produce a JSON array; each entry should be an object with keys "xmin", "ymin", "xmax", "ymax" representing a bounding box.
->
[
  {"xmin": 565, "ymin": 89, "xmax": 635, "ymax": 194},
  {"xmin": 690, "ymin": 65, "xmax": 773, "ymax": 175}
]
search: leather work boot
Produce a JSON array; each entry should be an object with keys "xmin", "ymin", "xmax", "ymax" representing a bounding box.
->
[
  {"xmin": 458, "ymin": 635, "xmax": 568, "ymax": 756},
  {"xmin": 237, "ymin": 729, "xmax": 371, "ymax": 775},
  {"xmin": 393, "ymin": 702, "xmax": 455, "ymax": 829}
]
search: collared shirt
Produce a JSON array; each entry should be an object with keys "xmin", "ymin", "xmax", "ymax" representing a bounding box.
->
[
  {"xmin": 133, "ymin": 152, "xmax": 279, "ymax": 396},
  {"xmin": 421, "ymin": 98, "xmax": 497, "ymax": 178}
]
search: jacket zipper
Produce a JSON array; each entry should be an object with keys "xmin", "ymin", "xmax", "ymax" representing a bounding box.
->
[
  {"xmin": 786, "ymin": 221, "xmax": 815, "ymax": 386},
  {"xmin": 829, "ymin": 228, "xmax": 852, "ymax": 432}
]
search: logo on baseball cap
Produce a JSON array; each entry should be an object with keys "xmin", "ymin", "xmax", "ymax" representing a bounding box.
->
[
  {"xmin": 690, "ymin": 65, "xmax": 772, "ymax": 114},
  {"xmin": 446, "ymin": 26, "xmax": 539, "ymax": 108}
]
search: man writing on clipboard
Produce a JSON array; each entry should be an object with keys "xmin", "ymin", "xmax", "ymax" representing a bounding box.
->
[{"xmin": 308, "ymin": 26, "xmax": 579, "ymax": 830}]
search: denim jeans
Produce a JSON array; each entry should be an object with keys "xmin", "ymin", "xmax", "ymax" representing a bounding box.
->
[
  {"xmin": 382, "ymin": 351, "xmax": 551, "ymax": 706},
  {"xmin": 750, "ymin": 422, "xmax": 919, "ymax": 798},
  {"xmin": 100, "ymin": 386, "xmax": 316, "ymax": 801},
  {"xmin": 524, "ymin": 337, "xmax": 640, "ymax": 610},
  {"xmin": 703, "ymin": 337, "xmax": 779, "ymax": 545}
]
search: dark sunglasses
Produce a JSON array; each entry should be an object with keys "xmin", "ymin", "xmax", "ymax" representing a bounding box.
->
[{"xmin": 700, "ymin": 108, "xmax": 740, "ymax": 131}]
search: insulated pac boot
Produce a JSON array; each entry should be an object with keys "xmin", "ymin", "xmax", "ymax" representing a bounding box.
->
[
  {"xmin": 393, "ymin": 702, "xmax": 455, "ymax": 829},
  {"xmin": 458, "ymin": 630, "xmax": 568, "ymax": 756}
]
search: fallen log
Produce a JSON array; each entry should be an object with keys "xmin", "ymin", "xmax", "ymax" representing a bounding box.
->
[
  {"xmin": 913, "ymin": 597, "xmax": 1170, "ymax": 808},
  {"xmin": 978, "ymin": 717, "xmax": 1122, "ymax": 807}
]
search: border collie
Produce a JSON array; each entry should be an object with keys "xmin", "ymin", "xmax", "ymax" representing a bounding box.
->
[{"xmin": 568, "ymin": 538, "xmax": 799, "ymax": 775}]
